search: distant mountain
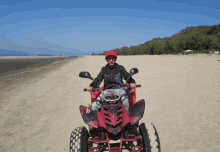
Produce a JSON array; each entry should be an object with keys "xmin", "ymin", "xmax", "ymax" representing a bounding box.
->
[
  {"xmin": 0, "ymin": 49, "xmax": 32, "ymax": 56},
  {"xmin": 0, "ymin": 49, "xmax": 55, "ymax": 56},
  {"xmin": 0, "ymin": 39, "xmax": 86, "ymax": 56}
]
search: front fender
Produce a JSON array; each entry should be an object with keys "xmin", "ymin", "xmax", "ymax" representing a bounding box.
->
[
  {"xmin": 79, "ymin": 105, "xmax": 98, "ymax": 128},
  {"xmin": 129, "ymin": 99, "xmax": 145, "ymax": 125}
]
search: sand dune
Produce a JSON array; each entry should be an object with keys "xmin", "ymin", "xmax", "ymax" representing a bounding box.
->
[{"xmin": 0, "ymin": 54, "xmax": 220, "ymax": 152}]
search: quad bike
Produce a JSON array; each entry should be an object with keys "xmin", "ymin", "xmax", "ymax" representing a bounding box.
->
[{"xmin": 69, "ymin": 68, "xmax": 161, "ymax": 152}]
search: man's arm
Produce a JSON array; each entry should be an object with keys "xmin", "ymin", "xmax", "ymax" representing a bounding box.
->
[
  {"xmin": 121, "ymin": 66, "xmax": 136, "ymax": 84},
  {"xmin": 90, "ymin": 67, "xmax": 105, "ymax": 88}
]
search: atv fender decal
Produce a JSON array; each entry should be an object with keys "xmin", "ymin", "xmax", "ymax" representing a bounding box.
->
[
  {"xmin": 80, "ymin": 105, "xmax": 98, "ymax": 128},
  {"xmin": 129, "ymin": 99, "xmax": 145, "ymax": 125},
  {"xmin": 97, "ymin": 107, "xmax": 107, "ymax": 129}
]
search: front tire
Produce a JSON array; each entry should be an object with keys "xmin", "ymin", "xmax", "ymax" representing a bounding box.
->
[
  {"xmin": 69, "ymin": 126, "xmax": 89, "ymax": 152},
  {"xmin": 139, "ymin": 123, "xmax": 161, "ymax": 152}
]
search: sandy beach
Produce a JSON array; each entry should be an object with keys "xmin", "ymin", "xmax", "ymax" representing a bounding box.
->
[{"xmin": 0, "ymin": 54, "xmax": 220, "ymax": 152}]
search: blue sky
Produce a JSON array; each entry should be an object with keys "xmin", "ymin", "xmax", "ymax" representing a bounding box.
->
[{"xmin": 0, "ymin": 0, "xmax": 219, "ymax": 56}]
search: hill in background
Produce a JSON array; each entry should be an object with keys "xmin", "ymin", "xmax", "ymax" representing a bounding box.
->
[{"xmin": 101, "ymin": 24, "xmax": 220, "ymax": 55}]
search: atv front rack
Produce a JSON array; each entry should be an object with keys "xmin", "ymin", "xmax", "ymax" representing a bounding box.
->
[{"xmin": 88, "ymin": 133, "xmax": 143, "ymax": 152}]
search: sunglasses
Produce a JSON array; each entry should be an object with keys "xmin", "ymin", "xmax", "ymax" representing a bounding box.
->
[{"xmin": 107, "ymin": 56, "xmax": 116, "ymax": 60}]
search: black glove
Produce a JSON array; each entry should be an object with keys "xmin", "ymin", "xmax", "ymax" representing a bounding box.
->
[{"xmin": 125, "ymin": 85, "xmax": 132, "ymax": 94}]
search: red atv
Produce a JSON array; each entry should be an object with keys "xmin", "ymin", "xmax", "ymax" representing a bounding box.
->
[{"xmin": 69, "ymin": 68, "xmax": 161, "ymax": 152}]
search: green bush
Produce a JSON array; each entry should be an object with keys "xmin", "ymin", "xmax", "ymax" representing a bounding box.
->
[{"xmin": 99, "ymin": 24, "xmax": 220, "ymax": 56}]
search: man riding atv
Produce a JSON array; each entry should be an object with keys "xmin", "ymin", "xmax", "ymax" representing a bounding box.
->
[
  {"xmin": 88, "ymin": 50, "xmax": 136, "ymax": 109},
  {"xmin": 70, "ymin": 51, "xmax": 161, "ymax": 152},
  {"xmin": 87, "ymin": 50, "xmax": 137, "ymax": 145}
]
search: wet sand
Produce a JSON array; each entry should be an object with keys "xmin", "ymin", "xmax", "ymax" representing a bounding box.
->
[
  {"xmin": 0, "ymin": 54, "xmax": 220, "ymax": 152},
  {"xmin": 0, "ymin": 56, "xmax": 71, "ymax": 77}
]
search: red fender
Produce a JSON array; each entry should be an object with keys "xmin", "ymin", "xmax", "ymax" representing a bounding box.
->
[
  {"xmin": 129, "ymin": 99, "xmax": 145, "ymax": 125},
  {"xmin": 79, "ymin": 105, "xmax": 98, "ymax": 128}
]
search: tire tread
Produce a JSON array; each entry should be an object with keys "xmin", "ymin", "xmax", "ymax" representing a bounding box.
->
[
  {"xmin": 139, "ymin": 123, "xmax": 161, "ymax": 152},
  {"xmin": 70, "ymin": 126, "xmax": 89, "ymax": 152}
]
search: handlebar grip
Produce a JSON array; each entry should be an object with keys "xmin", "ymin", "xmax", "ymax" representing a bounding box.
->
[
  {"xmin": 92, "ymin": 88, "xmax": 96, "ymax": 92},
  {"xmin": 136, "ymin": 85, "xmax": 141, "ymax": 87},
  {"xmin": 84, "ymin": 88, "xmax": 87, "ymax": 91}
]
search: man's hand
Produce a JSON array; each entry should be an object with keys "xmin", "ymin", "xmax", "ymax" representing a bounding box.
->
[{"xmin": 86, "ymin": 86, "xmax": 94, "ymax": 91}]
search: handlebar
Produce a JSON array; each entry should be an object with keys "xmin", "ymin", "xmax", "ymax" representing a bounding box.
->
[
  {"xmin": 83, "ymin": 84, "xmax": 141, "ymax": 92},
  {"xmin": 83, "ymin": 88, "xmax": 98, "ymax": 92},
  {"xmin": 92, "ymin": 88, "xmax": 97, "ymax": 92}
]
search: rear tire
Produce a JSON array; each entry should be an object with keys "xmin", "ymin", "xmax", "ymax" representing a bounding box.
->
[
  {"xmin": 139, "ymin": 123, "xmax": 161, "ymax": 152},
  {"xmin": 69, "ymin": 126, "xmax": 89, "ymax": 152}
]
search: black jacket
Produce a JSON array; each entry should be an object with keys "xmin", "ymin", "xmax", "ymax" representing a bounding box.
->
[{"xmin": 90, "ymin": 63, "xmax": 135, "ymax": 90}]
